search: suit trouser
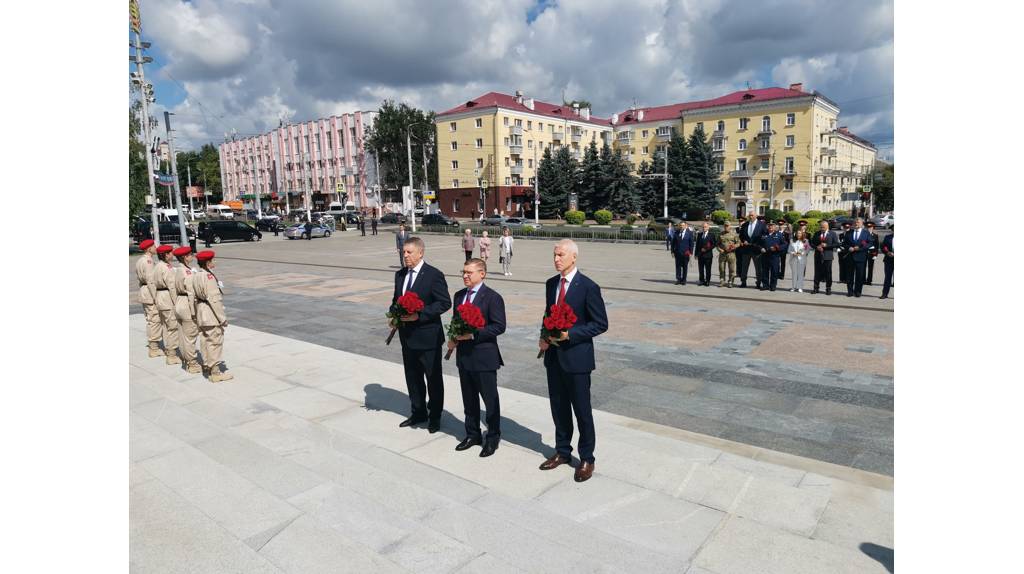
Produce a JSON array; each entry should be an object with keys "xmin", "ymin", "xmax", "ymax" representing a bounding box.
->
[
  {"xmin": 779, "ymin": 251, "xmax": 787, "ymax": 280},
  {"xmin": 402, "ymin": 345, "xmax": 445, "ymax": 422},
  {"xmin": 848, "ymin": 259, "xmax": 867, "ymax": 295},
  {"xmin": 372, "ymin": 225, "xmax": 378, "ymax": 235},
  {"xmin": 881, "ymin": 257, "xmax": 894, "ymax": 297},
  {"xmin": 838, "ymin": 253, "xmax": 849, "ymax": 282},
  {"xmin": 789, "ymin": 256, "xmax": 806, "ymax": 291},
  {"xmin": 143, "ymin": 302, "xmax": 162, "ymax": 349},
  {"xmin": 697, "ymin": 255, "xmax": 713, "ymax": 285},
  {"xmin": 867, "ymin": 257, "xmax": 875, "ymax": 283},
  {"xmin": 459, "ymin": 368, "xmax": 501, "ymax": 444},
  {"xmin": 546, "ymin": 361, "xmax": 596, "ymax": 463},
  {"xmin": 764, "ymin": 254, "xmax": 781, "ymax": 290},
  {"xmin": 199, "ymin": 325, "xmax": 224, "ymax": 368},
  {"xmin": 738, "ymin": 249, "xmax": 763, "ymax": 285},
  {"xmin": 158, "ymin": 306, "xmax": 179, "ymax": 354},
  {"xmin": 397, "ymin": 249, "xmax": 404, "ymax": 267},
  {"xmin": 674, "ymin": 254, "xmax": 690, "ymax": 283},
  {"xmin": 718, "ymin": 253, "xmax": 736, "ymax": 285},
  {"xmin": 813, "ymin": 255, "xmax": 833, "ymax": 291}
]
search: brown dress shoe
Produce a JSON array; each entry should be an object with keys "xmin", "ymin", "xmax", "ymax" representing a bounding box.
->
[
  {"xmin": 539, "ymin": 454, "xmax": 571, "ymax": 471},
  {"xmin": 574, "ymin": 462, "xmax": 595, "ymax": 482}
]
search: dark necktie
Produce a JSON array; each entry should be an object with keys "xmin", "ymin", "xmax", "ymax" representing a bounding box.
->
[
  {"xmin": 464, "ymin": 289, "xmax": 475, "ymax": 305},
  {"xmin": 405, "ymin": 269, "xmax": 416, "ymax": 292}
]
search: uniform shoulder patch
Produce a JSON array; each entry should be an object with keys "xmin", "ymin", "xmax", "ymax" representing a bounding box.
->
[
  {"xmin": 185, "ymin": 269, "xmax": 192, "ymax": 275},
  {"xmin": 207, "ymin": 273, "xmax": 214, "ymax": 279}
]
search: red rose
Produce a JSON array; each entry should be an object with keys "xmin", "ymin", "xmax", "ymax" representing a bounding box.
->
[
  {"xmin": 538, "ymin": 303, "xmax": 577, "ymax": 358},
  {"xmin": 684, "ymin": 250, "xmax": 691, "ymax": 257},
  {"xmin": 445, "ymin": 301, "xmax": 486, "ymax": 359}
]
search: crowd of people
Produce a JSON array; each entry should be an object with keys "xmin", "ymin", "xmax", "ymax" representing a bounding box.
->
[{"xmin": 667, "ymin": 214, "xmax": 894, "ymax": 299}]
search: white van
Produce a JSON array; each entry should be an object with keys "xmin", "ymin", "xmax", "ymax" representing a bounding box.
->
[
  {"xmin": 206, "ymin": 204, "xmax": 235, "ymax": 219},
  {"xmin": 325, "ymin": 202, "xmax": 357, "ymax": 217}
]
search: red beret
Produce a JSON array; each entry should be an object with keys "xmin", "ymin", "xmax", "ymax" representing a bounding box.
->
[
  {"xmin": 139, "ymin": 239, "xmax": 154, "ymax": 250},
  {"xmin": 156, "ymin": 244, "xmax": 174, "ymax": 254},
  {"xmin": 172, "ymin": 246, "xmax": 192, "ymax": 257},
  {"xmin": 196, "ymin": 250, "xmax": 216, "ymax": 262}
]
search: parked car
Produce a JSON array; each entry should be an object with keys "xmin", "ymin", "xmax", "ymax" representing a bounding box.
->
[
  {"xmin": 199, "ymin": 220, "xmax": 262, "ymax": 244},
  {"xmin": 827, "ymin": 216, "xmax": 857, "ymax": 230},
  {"xmin": 380, "ymin": 213, "xmax": 407, "ymax": 224},
  {"xmin": 284, "ymin": 222, "xmax": 332, "ymax": 240},
  {"xmin": 340, "ymin": 212, "xmax": 362, "ymax": 225},
  {"xmin": 502, "ymin": 217, "xmax": 541, "ymax": 229},
  {"xmin": 651, "ymin": 217, "xmax": 682, "ymax": 227},
  {"xmin": 421, "ymin": 213, "xmax": 460, "ymax": 227},
  {"xmin": 206, "ymin": 204, "xmax": 235, "ymax": 219},
  {"xmin": 255, "ymin": 217, "xmax": 286, "ymax": 232},
  {"xmin": 482, "ymin": 215, "xmax": 509, "ymax": 226},
  {"xmin": 133, "ymin": 218, "xmax": 197, "ymax": 244},
  {"xmin": 871, "ymin": 213, "xmax": 893, "ymax": 229}
]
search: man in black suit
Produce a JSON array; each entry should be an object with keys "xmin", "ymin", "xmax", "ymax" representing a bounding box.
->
[
  {"xmin": 391, "ymin": 237, "xmax": 452, "ymax": 432},
  {"xmin": 843, "ymin": 218, "xmax": 870, "ymax": 297},
  {"xmin": 837, "ymin": 221, "xmax": 852, "ymax": 282},
  {"xmin": 449, "ymin": 258, "xmax": 507, "ymax": 457},
  {"xmin": 879, "ymin": 227, "xmax": 894, "ymax": 300},
  {"xmin": 810, "ymin": 220, "xmax": 839, "ymax": 295},
  {"xmin": 371, "ymin": 214, "xmax": 378, "ymax": 235},
  {"xmin": 865, "ymin": 221, "xmax": 879, "ymax": 284},
  {"xmin": 670, "ymin": 221, "xmax": 695, "ymax": 285},
  {"xmin": 695, "ymin": 221, "xmax": 716, "ymax": 286},
  {"xmin": 737, "ymin": 213, "xmax": 766, "ymax": 288},
  {"xmin": 538, "ymin": 239, "xmax": 609, "ymax": 483},
  {"xmin": 777, "ymin": 219, "xmax": 790, "ymax": 280}
]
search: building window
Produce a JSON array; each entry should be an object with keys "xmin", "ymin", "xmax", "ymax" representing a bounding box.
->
[
  {"xmin": 539, "ymin": 122, "xmax": 544, "ymax": 131},
  {"xmin": 449, "ymin": 122, "xmax": 457, "ymax": 132},
  {"xmin": 506, "ymin": 197, "xmax": 512, "ymax": 211},
  {"xmin": 528, "ymin": 159, "xmax": 533, "ymax": 168},
  {"xmin": 504, "ymin": 157, "xmax": 510, "ymax": 167},
  {"xmin": 450, "ymin": 141, "xmax": 458, "ymax": 151},
  {"xmin": 642, "ymin": 146, "xmax": 649, "ymax": 155},
  {"xmin": 761, "ymin": 179, "xmax": 769, "ymax": 192},
  {"xmin": 503, "ymin": 117, "xmax": 509, "ymax": 126},
  {"xmin": 326, "ymin": 132, "xmax": 332, "ymax": 150},
  {"xmin": 736, "ymin": 180, "xmax": 748, "ymax": 192},
  {"xmin": 786, "ymin": 135, "xmax": 795, "ymax": 148},
  {"xmin": 453, "ymin": 179, "xmax": 459, "ymax": 188},
  {"xmin": 758, "ymin": 201, "xmax": 769, "ymax": 215},
  {"xmin": 528, "ymin": 140, "xmax": 533, "ymax": 149},
  {"xmin": 642, "ymin": 130, "xmax": 649, "ymax": 138},
  {"xmin": 475, "ymin": 138, "xmax": 483, "ymax": 149},
  {"xmin": 476, "ymin": 158, "xmax": 484, "ymax": 169},
  {"xmin": 454, "ymin": 198, "xmax": 461, "ymax": 211},
  {"xmin": 505, "ymin": 177, "xmax": 511, "ymax": 185},
  {"xmin": 739, "ymin": 118, "xmax": 749, "ymax": 130},
  {"xmin": 475, "ymin": 118, "xmax": 483, "ymax": 128},
  {"xmin": 785, "ymin": 157, "xmax": 795, "ymax": 173},
  {"xmin": 736, "ymin": 158, "xmax": 747, "ymax": 170},
  {"xmin": 504, "ymin": 137, "xmax": 510, "ymax": 146},
  {"xmin": 738, "ymin": 139, "xmax": 747, "ymax": 150},
  {"xmin": 527, "ymin": 121, "xmax": 532, "ymax": 130},
  {"xmin": 786, "ymin": 113, "xmax": 795, "ymax": 126},
  {"xmin": 760, "ymin": 159, "xmax": 769, "ymax": 170},
  {"xmin": 716, "ymin": 161, "xmax": 724, "ymax": 174},
  {"xmin": 695, "ymin": 122, "xmax": 703, "ymax": 133},
  {"xmin": 784, "ymin": 179, "xmax": 794, "ymax": 191},
  {"xmin": 717, "ymin": 120, "xmax": 725, "ymax": 131},
  {"xmin": 529, "ymin": 177, "xmax": 535, "ymax": 186},
  {"xmin": 783, "ymin": 200, "xmax": 794, "ymax": 212},
  {"xmin": 515, "ymin": 119, "xmax": 523, "ymax": 127},
  {"xmin": 762, "ymin": 116, "xmax": 771, "ymax": 131},
  {"xmin": 451, "ymin": 160, "xmax": 458, "ymax": 170},
  {"xmin": 657, "ymin": 126, "xmax": 672, "ymax": 137}
]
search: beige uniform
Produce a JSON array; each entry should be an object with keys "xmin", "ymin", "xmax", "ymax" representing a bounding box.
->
[
  {"xmin": 135, "ymin": 254, "xmax": 162, "ymax": 350},
  {"xmin": 718, "ymin": 230, "xmax": 740, "ymax": 286},
  {"xmin": 154, "ymin": 260, "xmax": 179, "ymax": 356},
  {"xmin": 193, "ymin": 268, "xmax": 227, "ymax": 370},
  {"xmin": 174, "ymin": 265, "xmax": 200, "ymax": 368}
]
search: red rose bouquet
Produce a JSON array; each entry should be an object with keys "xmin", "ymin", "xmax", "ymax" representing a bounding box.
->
[
  {"xmin": 386, "ymin": 291, "xmax": 424, "ymax": 345},
  {"xmin": 445, "ymin": 302, "xmax": 485, "ymax": 360},
  {"xmin": 537, "ymin": 303, "xmax": 577, "ymax": 359},
  {"xmin": 684, "ymin": 250, "xmax": 691, "ymax": 258}
]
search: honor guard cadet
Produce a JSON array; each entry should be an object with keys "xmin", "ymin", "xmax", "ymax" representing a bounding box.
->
[
  {"xmin": 136, "ymin": 239, "xmax": 163, "ymax": 357},
  {"xmin": 154, "ymin": 244, "xmax": 181, "ymax": 365},
  {"xmin": 173, "ymin": 246, "xmax": 202, "ymax": 374},
  {"xmin": 193, "ymin": 250, "xmax": 233, "ymax": 382}
]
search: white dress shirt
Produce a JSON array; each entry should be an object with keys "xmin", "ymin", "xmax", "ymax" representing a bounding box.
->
[
  {"xmin": 556, "ymin": 267, "xmax": 579, "ymax": 302},
  {"xmin": 402, "ymin": 260, "xmax": 425, "ymax": 294}
]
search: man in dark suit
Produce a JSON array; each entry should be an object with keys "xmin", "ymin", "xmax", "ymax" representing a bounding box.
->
[
  {"xmin": 391, "ymin": 237, "xmax": 452, "ymax": 432},
  {"xmin": 395, "ymin": 224, "xmax": 410, "ymax": 268},
  {"xmin": 371, "ymin": 214, "xmax": 378, "ymax": 235},
  {"xmin": 738, "ymin": 213, "xmax": 767, "ymax": 288},
  {"xmin": 843, "ymin": 218, "xmax": 870, "ymax": 297},
  {"xmin": 449, "ymin": 258, "xmax": 507, "ymax": 457},
  {"xmin": 778, "ymin": 219, "xmax": 790, "ymax": 280},
  {"xmin": 538, "ymin": 239, "xmax": 609, "ymax": 483},
  {"xmin": 670, "ymin": 221, "xmax": 695, "ymax": 285},
  {"xmin": 879, "ymin": 227, "xmax": 894, "ymax": 300},
  {"xmin": 696, "ymin": 221, "xmax": 716, "ymax": 286},
  {"xmin": 837, "ymin": 221, "xmax": 852, "ymax": 283},
  {"xmin": 865, "ymin": 221, "xmax": 879, "ymax": 284},
  {"xmin": 810, "ymin": 220, "xmax": 839, "ymax": 295},
  {"xmin": 759, "ymin": 221, "xmax": 788, "ymax": 292}
]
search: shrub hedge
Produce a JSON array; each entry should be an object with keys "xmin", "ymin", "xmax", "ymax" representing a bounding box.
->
[
  {"xmin": 564, "ymin": 210, "xmax": 586, "ymax": 225},
  {"xmin": 711, "ymin": 210, "xmax": 731, "ymax": 225},
  {"xmin": 594, "ymin": 209, "xmax": 613, "ymax": 225}
]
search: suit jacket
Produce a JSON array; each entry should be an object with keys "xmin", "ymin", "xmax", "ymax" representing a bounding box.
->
[
  {"xmin": 671, "ymin": 228, "xmax": 695, "ymax": 257},
  {"xmin": 543, "ymin": 271, "xmax": 609, "ymax": 374},
  {"xmin": 451, "ymin": 283, "xmax": 506, "ymax": 372},
  {"xmin": 810, "ymin": 230, "xmax": 839, "ymax": 261},
  {"xmin": 881, "ymin": 234, "xmax": 894, "ymax": 259},
  {"xmin": 696, "ymin": 230, "xmax": 716, "ymax": 258},
  {"xmin": 393, "ymin": 263, "xmax": 451, "ymax": 350},
  {"xmin": 395, "ymin": 230, "xmax": 410, "ymax": 250},
  {"xmin": 843, "ymin": 228, "xmax": 871, "ymax": 263},
  {"xmin": 739, "ymin": 220, "xmax": 767, "ymax": 252},
  {"xmin": 759, "ymin": 231, "xmax": 789, "ymax": 256}
]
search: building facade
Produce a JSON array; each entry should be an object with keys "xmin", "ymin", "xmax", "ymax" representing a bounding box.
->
[
  {"xmin": 219, "ymin": 110, "xmax": 379, "ymax": 213},
  {"xmin": 434, "ymin": 91, "xmax": 613, "ymax": 218},
  {"xmin": 610, "ymin": 84, "xmax": 877, "ymax": 217}
]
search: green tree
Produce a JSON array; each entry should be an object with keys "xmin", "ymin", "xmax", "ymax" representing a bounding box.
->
[
  {"xmin": 872, "ymin": 163, "xmax": 894, "ymax": 212},
  {"xmin": 563, "ymin": 99, "xmax": 593, "ymax": 110},
  {"xmin": 683, "ymin": 125, "xmax": 724, "ymax": 214},
  {"xmin": 605, "ymin": 148, "xmax": 638, "ymax": 216},
  {"xmin": 635, "ymin": 160, "xmax": 661, "ymax": 217},
  {"xmin": 666, "ymin": 133, "xmax": 690, "ymax": 216},
  {"xmin": 576, "ymin": 140, "xmax": 602, "ymax": 214},
  {"xmin": 129, "ymin": 101, "xmax": 150, "ymax": 229},
  {"xmin": 537, "ymin": 146, "xmax": 577, "ymax": 218},
  {"xmin": 364, "ymin": 100, "xmax": 437, "ymax": 193}
]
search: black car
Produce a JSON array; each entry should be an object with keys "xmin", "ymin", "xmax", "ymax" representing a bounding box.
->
[
  {"xmin": 199, "ymin": 220, "xmax": 262, "ymax": 244},
  {"xmin": 133, "ymin": 219, "xmax": 197, "ymax": 244},
  {"xmin": 827, "ymin": 216, "xmax": 857, "ymax": 230},
  {"xmin": 340, "ymin": 212, "xmax": 361, "ymax": 224},
  {"xmin": 421, "ymin": 213, "xmax": 460, "ymax": 227},
  {"xmin": 255, "ymin": 217, "xmax": 286, "ymax": 232},
  {"xmin": 380, "ymin": 213, "xmax": 407, "ymax": 224}
]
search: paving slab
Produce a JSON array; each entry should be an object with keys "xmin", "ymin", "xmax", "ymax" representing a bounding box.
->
[
  {"xmin": 256, "ymin": 386, "xmax": 362, "ymax": 420},
  {"xmin": 256, "ymin": 514, "xmax": 405, "ymax": 574},
  {"xmin": 193, "ymin": 433, "xmax": 328, "ymax": 500},
  {"xmin": 132, "ymin": 398, "xmax": 224, "ymax": 445}
]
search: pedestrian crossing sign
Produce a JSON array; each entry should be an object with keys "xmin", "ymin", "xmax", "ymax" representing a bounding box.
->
[{"xmin": 336, "ymin": 182, "xmax": 345, "ymax": 193}]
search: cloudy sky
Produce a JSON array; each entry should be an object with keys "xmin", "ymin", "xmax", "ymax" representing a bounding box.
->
[{"xmin": 135, "ymin": 0, "xmax": 894, "ymax": 159}]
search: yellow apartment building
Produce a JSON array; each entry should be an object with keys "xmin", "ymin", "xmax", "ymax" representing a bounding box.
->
[{"xmin": 434, "ymin": 91, "xmax": 613, "ymax": 218}]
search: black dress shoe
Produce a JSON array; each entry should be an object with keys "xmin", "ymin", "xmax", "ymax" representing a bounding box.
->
[
  {"xmin": 846, "ymin": 293, "xmax": 853, "ymax": 297},
  {"xmin": 825, "ymin": 290, "xmax": 831, "ymax": 296},
  {"xmin": 428, "ymin": 421, "xmax": 441, "ymax": 433},
  {"xmin": 879, "ymin": 295, "xmax": 888, "ymax": 300},
  {"xmin": 479, "ymin": 443, "xmax": 498, "ymax": 457},
  {"xmin": 811, "ymin": 289, "xmax": 819, "ymax": 294},
  {"xmin": 855, "ymin": 293, "xmax": 861, "ymax": 298},
  {"xmin": 399, "ymin": 417, "xmax": 427, "ymax": 428},
  {"xmin": 455, "ymin": 437, "xmax": 482, "ymax": 451}
]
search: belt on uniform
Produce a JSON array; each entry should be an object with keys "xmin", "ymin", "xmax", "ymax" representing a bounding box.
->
[
  {"xmin": 177, "ymin": 293, "xmax": 190, "ymax": 297},
  {"xmin": 156, "ymin": 287, "xmax": 169, "ymax": 291}
]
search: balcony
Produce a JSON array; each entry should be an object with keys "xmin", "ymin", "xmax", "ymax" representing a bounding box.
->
[
  {"xmin": 571, "ymin": 132, "xmax": 582, "ymax": 143},
  {"xmin": 729, "ymin": 169, "xmax": 755, "ymax": 178},
  {"xmin": 755, "ymin": 146, "xmax": 771, "ymax": 156},
  {"xmin": 509, "ymin": 145, "xmax": 523, "ymax": 155},
  {"xmin": 711, "ymin": 148, "xmax": 725, "ymax": 157},
  {"xmin": 509, "ymin": 125, "xmax": 523, "ymax": 135},
  {"xmin": 732, "ymin": 189, "xmax": 749, "ymax": 197},
  {"xmin": 820, "ymin": 146, "xmax": 836, "ymax": 156},
  {"xmin": 656, "ymin": 130, "xmax": 673, "ymax": 141},
  {"xmin": 570, "ymin": 149, "xmax": 582, "ymax": 160},
  {"xmin": 782, "ymin": 169, "xmax": 797, "ymax": 177},
  {"xmin": 712, "ymin": 129, "xmax": 725, "ymax": 139},
  {"xmin": 510, "ymin": 165, "xmax": 524, "ymax": 175},
  {"xmin": 552, "ymin": 131, "xmax": 564, "ymax": 141},
  {"xmin": 758, "ymin": 127, "xmax": 773, "ymax": 137}
]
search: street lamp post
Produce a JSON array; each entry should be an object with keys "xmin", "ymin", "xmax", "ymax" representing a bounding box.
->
[
  {"xmin": 406, "ymin": 121, "xmax": 434, "ymax": 232},
  {"xmin": 131, "ymin": 38, "xmax": 160, "ymax": 244}
]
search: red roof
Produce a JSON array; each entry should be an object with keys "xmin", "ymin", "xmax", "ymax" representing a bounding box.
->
[
  {"xmin": 614, "ymin": 86, "xmax": 814, "ymax": 125},
  {"xmin": 436, "ymin": 91, "xmax": 612, "ymax": 127},
  {"xmin": 836, "ymin": 127, "xmax": 877, "ymax": 150}
]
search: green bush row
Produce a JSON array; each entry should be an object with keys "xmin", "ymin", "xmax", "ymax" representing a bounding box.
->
[
  {"xmin": 564, "ymin": 210, "xmax": 586, "ymax": 225},
  {"xmin": 593, "ymin": 209, "xmax": 613, "ymax": 225}
]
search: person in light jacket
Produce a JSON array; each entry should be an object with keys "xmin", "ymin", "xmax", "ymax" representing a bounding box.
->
[
  {"xmin": 499, "ymin": 227, "xmax": 514, "ymax": 276},
  {"xmin": 462, "ymin": 228, "xmax": 476, "ymax": 262},
  {"xmin": 478, "ymin": 230, "xmax": 492, "ymax": 263},
  {"xmin": 787, "ymin": 230, "xmax": 811, "ymax": 293}
]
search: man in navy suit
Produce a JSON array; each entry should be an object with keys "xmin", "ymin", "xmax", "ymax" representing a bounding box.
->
[
  {"xmin": 391, "ymin": 237, "xmax": 452, "ymax": 433},
  {"xmin": 670, "ymin": 221, "xmax": 695, "ymax": 285},
  {"xmin": 696, "ymin": 221, "xmax": 716, "ymax": 286},
  {"xmin": 843, "ymin": 218, "xmax": 870, "ymax": 297},
  {"xmin": 879, "ymin": 227, "xmax": 894, "ymax": 300},
  {"xmin": 538, "ymin": 239, "xmax": 609, "ymax": 483},
  {"xmin": 759, "ymin": 221, "xmax": 789, "ymax": 292},
  {"xmin": 738, "ymin": 212, "xmax": 766, "ymax": 288},
  {"xmin": 449, "ymin": 258, "xmax": 507, "ymax": 457},
  {"xmin": 810, "ymin": 220, "xmax": 839, "ymax": 295}
]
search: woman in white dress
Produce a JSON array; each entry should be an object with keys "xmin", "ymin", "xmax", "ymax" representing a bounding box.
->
[
  {"xmin": 787, "ymin": 230, "xmax": 810, "ymax": 292},
  {"xmin": 499, "ymin": 227, "xmax": 514, "ymax": 276}
]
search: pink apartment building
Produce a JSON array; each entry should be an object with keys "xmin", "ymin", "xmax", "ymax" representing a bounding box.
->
[{"xmin": 219, "ymin": 110, "xmax": 378, "ymax": 212}]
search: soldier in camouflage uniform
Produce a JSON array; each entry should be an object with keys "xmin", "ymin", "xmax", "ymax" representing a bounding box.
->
[{"xmin": 717, "ymin": 222, "xmax": 740, "ymax": 287}]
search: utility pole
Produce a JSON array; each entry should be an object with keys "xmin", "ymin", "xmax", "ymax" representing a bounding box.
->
[
  {"xmin": 373, "ymin": 151, "xmax": 381, "ymax": 218},
  {"xmin": 251, "ymin": 146, "xmax": 264, "ymax": 220},
  {"xmin": 406, "ymin": 129, "xmax": 416, "ymax": 232},
  {"xmin": 421, "ymin": 142, "xmax": 428, "ymax": 215},
  {"xmin": 130, "ymin": 1, "xmax": 160, "ymax": 245},
  {"xmin": 187, "ymin": 163, "xmax": 195, "ymax": 215},
  {"xmin": 663, "ymin": 146, "xmax": 669, "ymax": 218},
  {"xmin": 534, "ymin": 144, "xmax": 539, "ymax": 225},
  {"xmin": 164, "ymin": 111, "xmax": 189, "ymax": 245},
  {"xmin": 769, "ymin": 150, "xmax": 776, "ymax": 215}
]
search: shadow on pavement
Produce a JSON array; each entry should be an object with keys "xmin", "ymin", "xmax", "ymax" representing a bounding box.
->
[
  {"xmin": 362, "ymin": 383, "xmax": 553, "ymax": 458},
  {"xmin": 859, "ymin": 542, "xmax": 894, "ymax": 573}
]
